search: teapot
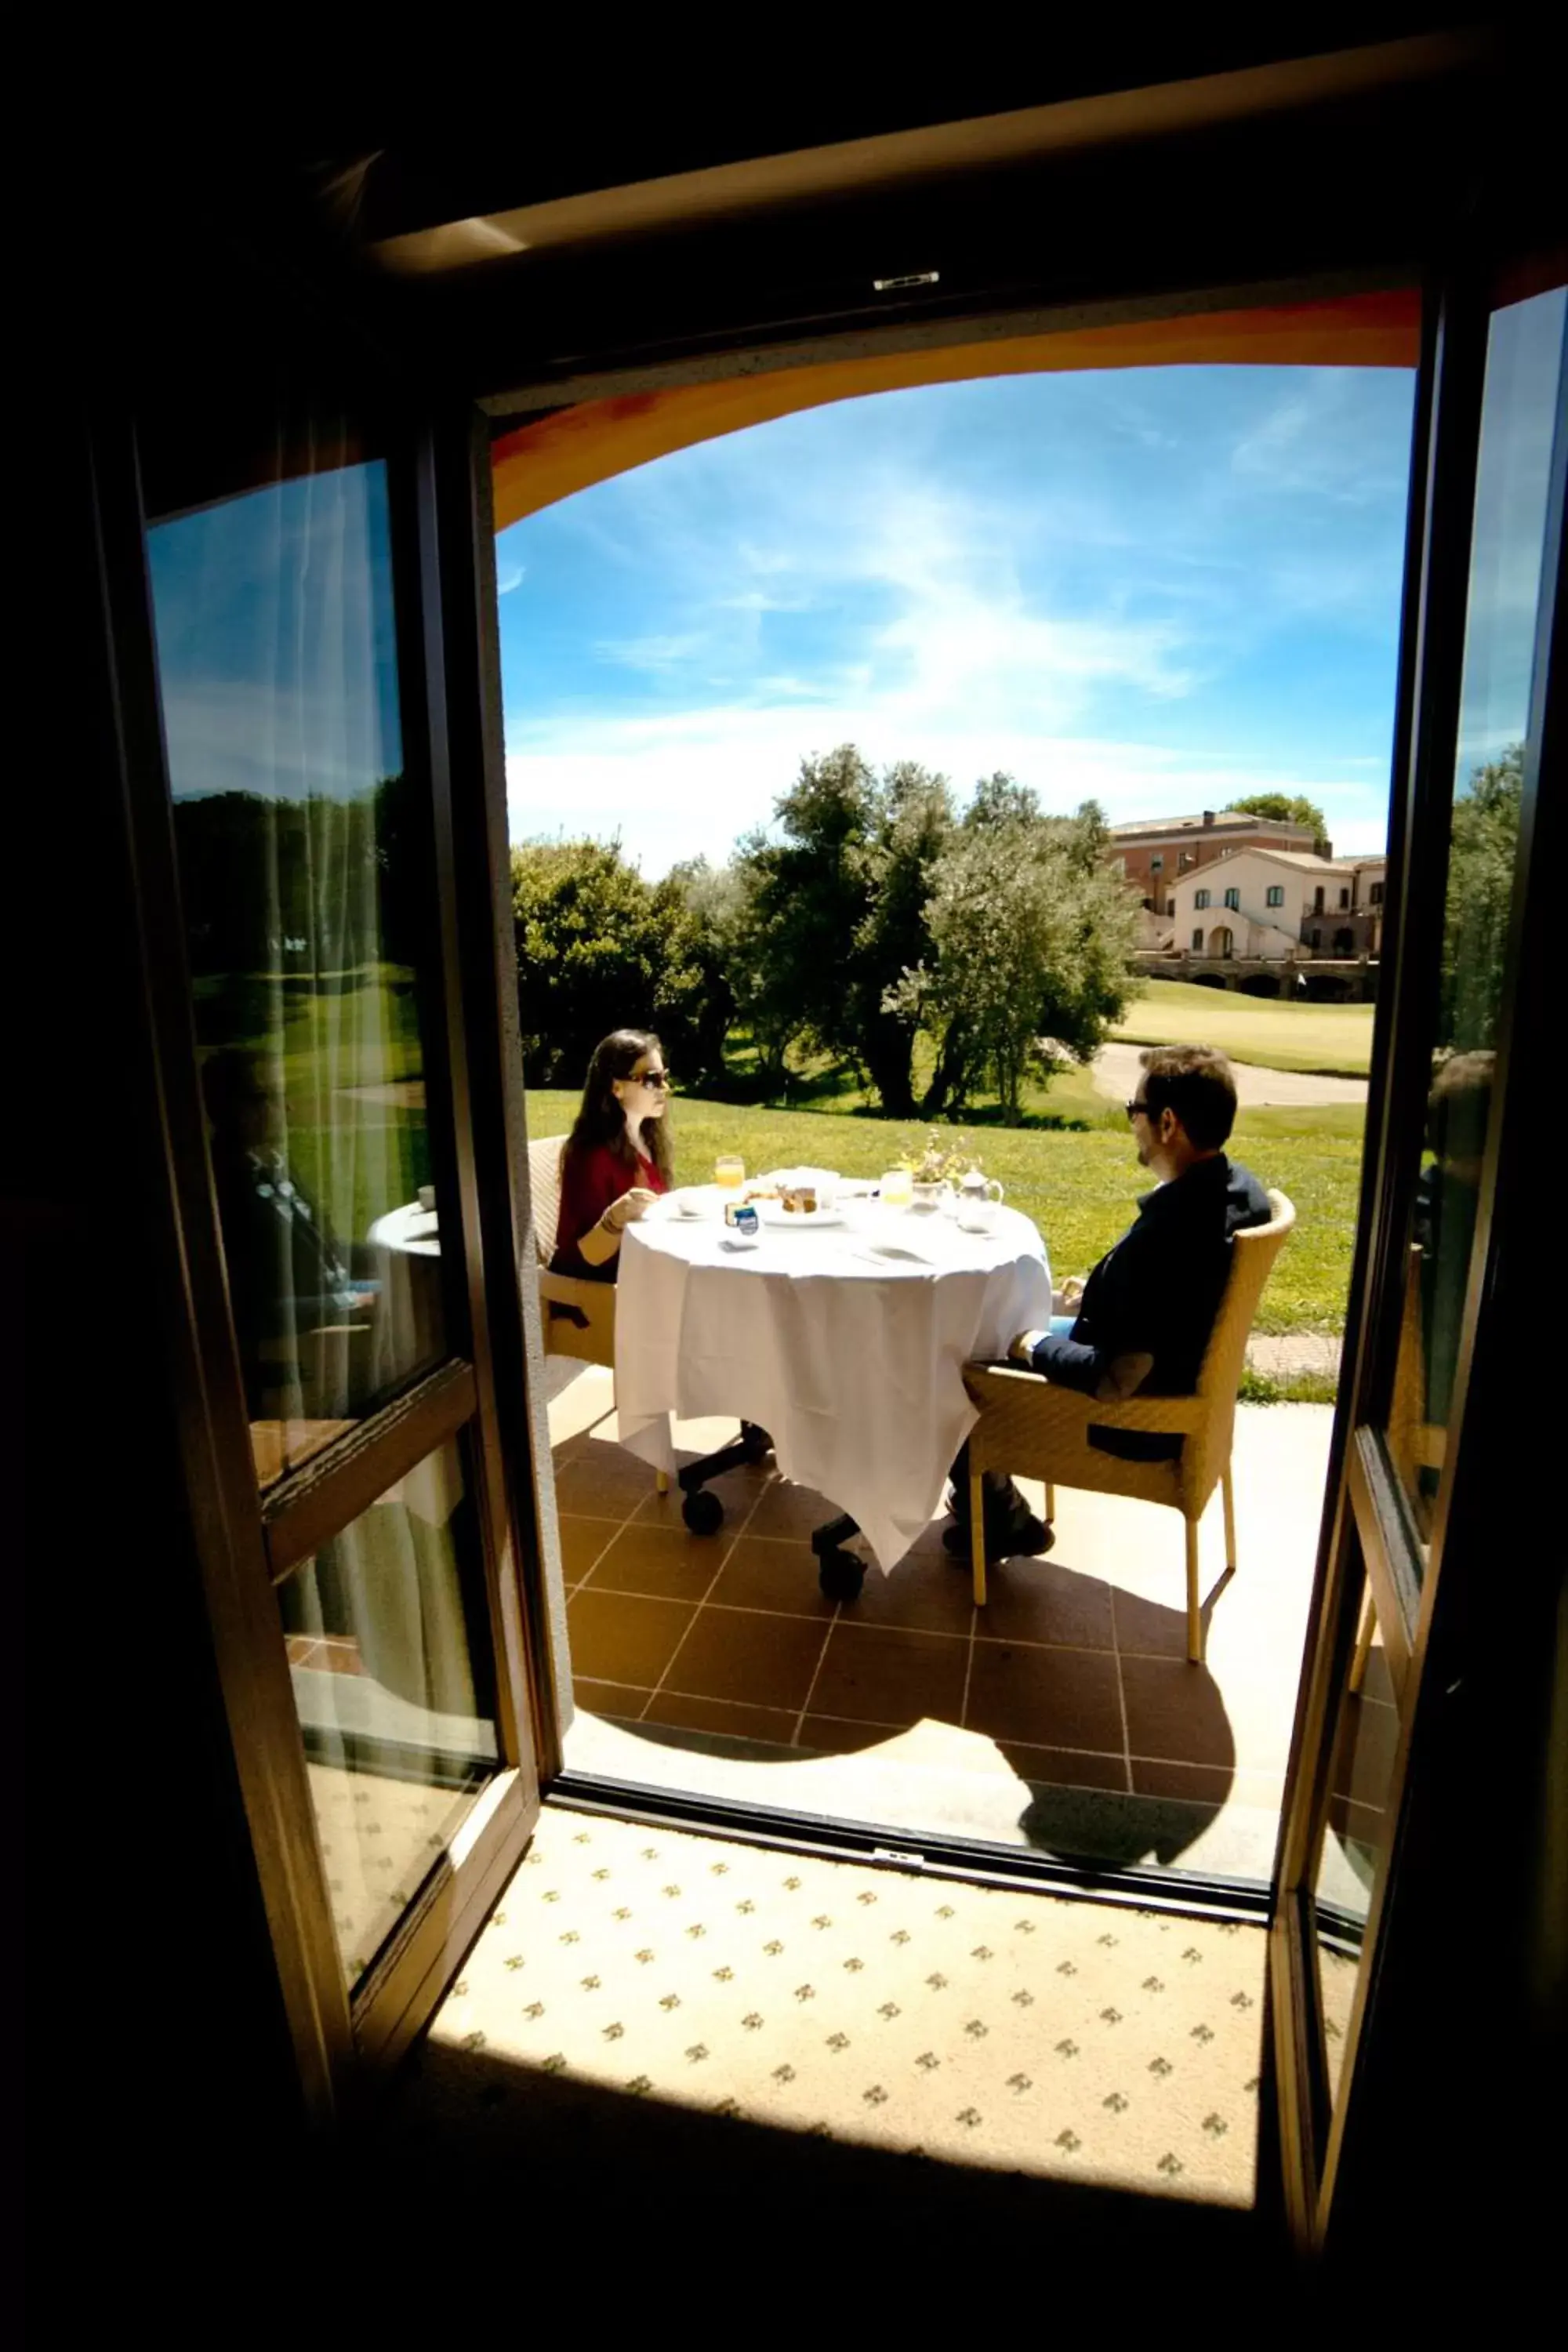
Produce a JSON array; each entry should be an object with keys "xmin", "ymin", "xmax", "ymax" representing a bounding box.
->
[{"xmin": 956, "ymin": 1170, "xmax": 1005, "ymax": 1233}]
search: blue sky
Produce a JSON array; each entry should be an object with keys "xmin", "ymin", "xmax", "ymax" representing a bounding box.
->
[{"xmin": 497, "ymin": 359, "xmax": 1422, "ymax": 872}]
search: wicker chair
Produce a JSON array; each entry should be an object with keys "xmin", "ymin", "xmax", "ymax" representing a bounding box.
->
[
  {"xmin": 527, "ymin": 1133, "xmax": 666, "ymax": 1493},
  {"xmin": 961, "ymin": 1189, "xmax": 1295, "ymax": 1661}
]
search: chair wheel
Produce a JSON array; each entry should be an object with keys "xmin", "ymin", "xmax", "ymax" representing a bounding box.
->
[
  {"xmin": 818, "ymin": 1548, "xmax": 866, "ymax": 1602},
  {"xmin": 682, "ymin": 1489, "xmax": 725, "ymax": 1536}
]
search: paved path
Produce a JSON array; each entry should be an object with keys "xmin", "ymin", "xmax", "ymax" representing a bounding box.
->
[
  {"xmin": 1247, "ymin": 1334, "xmax": 1342, "ymax": 1383},
  {"xmin": 1092, "ymin": 1040, "xmax": 1367, "ymax": 1109}
]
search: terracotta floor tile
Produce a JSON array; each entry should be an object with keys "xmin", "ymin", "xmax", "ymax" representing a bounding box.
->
[
  {"xmin": 1111, "ymin": 1583, "xmax": 1196, "ymax": 1661},
  {"xmin": 573, "ymin": 1675, "xmax": 652, "ymax": 1721},
  {"xmin": 998, "ymin": 1740, "xmax": 1131, "ymax": 1794},
  {"xmin": 662, "ymin": 1606, "xmax": 830, "ymax": 1711},
  {"xmin": 556, "ymin": 1515, "xmax": 620, "ymax": 1584},
  {"xmin": 1131, "ymin": 1755, "xmax": 1285, "ymax": 1809},
  {"xmin": 1118, "ymin": 1653, "xmax": 1238, "ymax": 1769},
  {"xmin": 744, "ymin": 1479, "xmax": 839, "ymax": 1541},
  {"xmin": 965, "ymin": 1641, "xmax": 1123, "ymax": 1752},
  {"xmin": 704, "ymin": 1536, "xmax": 835, "ymax": 1620},
  {"xmin": 552, "ymin": 1454, "xmax": 652, "ymax": 1520},
  {"xmin": 581, "ymin": 1522, "xmax": 729, "ymax": 1606},
  {"xmin": 848, "ymin": 1551, "xmax": 975, "ymax": 1637},
  {"xmin": 644, "ymin": 1690, "xmax": 800, "ymax": 1748},
  {"xmin": 797, "ymin": 1715, "xmax": 909, "ymax": 1755},
  {"xmin": 566, "ymin": 1589, "xmax": 695, "ymax": 1688},
  {"xmin": 807, "ymin": 1622, "xmax": 969, "ymax": 1730},
  {"xmin": 974, "ymin": 1558, "xmax": 1116, "ymax": 1651}
]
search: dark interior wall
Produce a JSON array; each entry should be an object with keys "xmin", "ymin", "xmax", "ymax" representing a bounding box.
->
[{"xmin": 21, "ymin": 27, "xmax": 1565, "ymax": 2308}]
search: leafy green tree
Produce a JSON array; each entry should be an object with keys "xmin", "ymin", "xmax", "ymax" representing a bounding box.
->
[
  {"xmin": 510, "ymin": 837, "xmax": 703, "ymax": 1087},
  {"xmin": 730, "ymin": 746, "xmax": 879, "ymax": 1080},
  {"xmin": 885, "ymin": 802, "xmax": 1137, "ymax": 1117},
  {"xmin": 730, "ymin": 746, "xmax": 956, "ymax": 1113},
  {"xmin": 1439, "ymin": 744, "xmax": 1523, "ymax": 1051},
  {"xmin": 965, "ymin": 771, "xmax": 1041, "ymax": 830},
  {"xmin": 847, "ymin": 762, "xmax": 956, "ymax": 1115},
  {"xmin": 665, "ymin": 855, "xmax": 745, "ymax": 1087},
  {"xmin": 1224, "ymin": 790, "xmax": 1330, "ymax": 848}
]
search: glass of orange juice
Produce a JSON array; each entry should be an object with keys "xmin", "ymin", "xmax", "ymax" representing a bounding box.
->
[
  {"xmin": 715, "ymin": 1154, "xmax": 746, "ymax": 1193},
  {"xmin": 880, "ymin": 1165, "xmax": 913, "ymax": 1209}
]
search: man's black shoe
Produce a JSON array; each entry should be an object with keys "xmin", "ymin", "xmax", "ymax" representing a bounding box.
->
[{"xmin": 942, "ymin": 1512, "xmax": 1054, "ymax": 1562}]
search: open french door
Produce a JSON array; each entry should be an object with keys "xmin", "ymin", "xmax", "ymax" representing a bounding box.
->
[
  {"xmin": 90, "ymin": 240, "xmax": 554, "ymax": 2104},
  {"xmin": 1269, "ymin": 250, "xmax": 1566, "ymax": 2249}
]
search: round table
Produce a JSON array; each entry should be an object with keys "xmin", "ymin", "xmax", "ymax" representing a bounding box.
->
[{"xmin": 615, "ymin": 1197, "xmax": 1052, "ymax": 1573}]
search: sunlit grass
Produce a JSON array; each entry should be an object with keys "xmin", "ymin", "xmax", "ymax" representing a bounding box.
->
[
  {"xmin": 1110, "ymin": 979, "xmax": 1374, "ymax": 1075},
  {"xmin": 526, "ymin": 1087, "xmax": 1362, "ymax": 1336}
]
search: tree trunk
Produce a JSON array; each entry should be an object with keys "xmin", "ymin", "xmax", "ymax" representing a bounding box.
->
[{"xmin": 860, "ymin": 1015, "xmax": 917, "ymax": 1118}]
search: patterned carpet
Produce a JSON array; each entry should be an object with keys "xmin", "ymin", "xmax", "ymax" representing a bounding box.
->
[{"xmin": 426, "ymin": 1806, "xmax": 1266, "ymax": 2203}]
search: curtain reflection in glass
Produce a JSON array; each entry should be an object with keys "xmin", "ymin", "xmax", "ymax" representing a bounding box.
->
[
  {"xmin": 146, "ymin": 458, "xmax": 447, "ymax": 1482},
  {"xmin": 281, "ymin": 1441, "xmax": 498, "ymax": 1987}
]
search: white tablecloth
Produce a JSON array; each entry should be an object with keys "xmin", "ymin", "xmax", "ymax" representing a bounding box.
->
[
  {"xmin": 367, "ymin": 1200, "xmax": 445, "ymax": 1395},
  {"xmin": 614, "ymin": 1202, "xmax": 1052, "ymax": 1573}
]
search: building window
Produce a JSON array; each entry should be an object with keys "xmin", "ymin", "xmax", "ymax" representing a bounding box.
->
[
  {"xmin": 1150, "ymin": 854, "xmax": 1163, "ymax": 872},
  {"xmin": 1314, "ymin": 887, "xmax": 1325, "ymax": 913},
  {"xmin": 1339, "ymin": 887, "xmax": 1351, "ymax": 909},
  {"xmin": 1195, "ymin": 888, "xmax": 1210, "ymax": 909},
  {"xmin": 1370, "ymin": 880, "xmax": 1385, "ymax": 906},
  {"xmin": 1266, "ymin": 884, "xmax": 1284, "ymax": 907},
  {"xmin": 1191, "ymin": 927, "xmax": 1204, "ymax": 950},
  {"xmin": 1166, "ymin": 900, "xmax": 1175, "ymax": 916},
  {"xmin": 1311, "ymin": 928, "xmax": 1323, "ymax": 949},
  {"xmin": 1224, "ymin": 887, "xmax": 1240, "ymax": 910}
]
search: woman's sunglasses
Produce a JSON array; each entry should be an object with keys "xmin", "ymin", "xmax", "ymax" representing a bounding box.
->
[{"xmin": 633, "ymin": 1069, "xmax": 673, "ymax": 1090}]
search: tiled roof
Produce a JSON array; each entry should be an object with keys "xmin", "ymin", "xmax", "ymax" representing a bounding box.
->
[{"xmin": 1108, "ymin": 811, "xmax": 1316, "ymax": 840}]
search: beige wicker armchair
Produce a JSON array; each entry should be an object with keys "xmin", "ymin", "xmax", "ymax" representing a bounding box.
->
[
  {"xmin": 961, "ymin": 1189, "xmax": 1295, "ymax": 1661},
  {"xmin": 527, "ymin": 1133, "xmax": 666, "ymax": 1491}
]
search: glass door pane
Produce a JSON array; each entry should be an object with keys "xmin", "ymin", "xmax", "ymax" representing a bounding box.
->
[
  {"xmin": 1309, "ymin": 272, "xmax": 1566, "ymax": 2147},
  {"xmin": 1385, "ymin": 281, "xmax": 1566, "ymax": 1555},
  {"xmin": 145, "ymin": 455, "xmax": 449, "ymax": 1484},
  {"xmin": 281, "ymin": 1436, "xmax": 499, "ymax": 1987}
]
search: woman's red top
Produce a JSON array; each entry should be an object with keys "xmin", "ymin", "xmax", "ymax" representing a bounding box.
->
[{"xmin": 552, "ymin": 1139, "xmax": 668, "ymax": 1279}]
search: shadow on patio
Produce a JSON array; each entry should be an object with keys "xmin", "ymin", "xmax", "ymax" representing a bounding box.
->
[{"xmin": 546, "ymin": 1366, "xmax": 1339, "ymax": 1888}]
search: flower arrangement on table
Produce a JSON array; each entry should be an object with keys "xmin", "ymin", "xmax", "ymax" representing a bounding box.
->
[{"xmin": 902, "ymin": 1131, "xmax": 981, "ymax": 1187}]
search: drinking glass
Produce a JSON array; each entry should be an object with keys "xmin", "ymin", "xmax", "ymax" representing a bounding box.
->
[
  {"xmin": 880, "ymin": 1167, "xmax": 913, "ymax": 1209},
  {"xmin": 715, "ymin": 1154, "xmax": 746, "ymax": 1193}
]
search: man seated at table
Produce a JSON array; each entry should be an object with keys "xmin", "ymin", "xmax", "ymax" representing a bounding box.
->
[{"xmin": 946, "ymin": 1044, "xmax": 1271, "ymax": 1560}]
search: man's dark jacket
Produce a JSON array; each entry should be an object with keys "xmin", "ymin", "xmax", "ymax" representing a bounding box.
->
[{"xmin": 1031, "ymin": 1153, "xmax": 1272, "ymax": 1460}]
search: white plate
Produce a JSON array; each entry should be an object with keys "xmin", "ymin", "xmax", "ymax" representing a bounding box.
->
[
  {"xmin": 752, "ymin": 1199, "xmax": 846, "ymax": 1229},
  {"xmin": 663, "ymin": 1185, "xmax": 722, "ymax": 1220}
]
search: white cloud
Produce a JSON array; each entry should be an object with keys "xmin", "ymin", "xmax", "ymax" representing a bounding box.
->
[
  {"xmin": 496, "ymin": 560, "xmax": 526, "ymax": 594},
  {"xmin": 506, "ymin": 695, "xmax": 1387, "ymax": 869}
]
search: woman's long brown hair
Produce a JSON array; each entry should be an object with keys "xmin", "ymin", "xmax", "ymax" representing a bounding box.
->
[{"xmin": 564, "ymin": 1029, "xmax": 674, "ymax": 1184}]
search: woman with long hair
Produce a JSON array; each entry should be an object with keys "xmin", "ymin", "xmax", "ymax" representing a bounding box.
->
[{"xmin": 550, "ymin": 1029, "xmax": 673, "ymax": 1280}]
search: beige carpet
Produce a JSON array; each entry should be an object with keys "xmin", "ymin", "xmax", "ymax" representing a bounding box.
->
[{"xmin": 428, "ymin": 1806, "xmax": 1265, "ymax": 2203}]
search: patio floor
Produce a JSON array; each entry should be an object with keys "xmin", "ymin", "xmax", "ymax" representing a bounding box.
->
[{"xmin": 547, "ymin": 1367, "xmax": 1357, "ymax": 1892}]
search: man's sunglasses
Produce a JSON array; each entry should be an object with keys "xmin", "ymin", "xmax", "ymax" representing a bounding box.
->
[{"xmin": 1125, "ymin": 1098, "xmax": 1152, "ymax": 1121}]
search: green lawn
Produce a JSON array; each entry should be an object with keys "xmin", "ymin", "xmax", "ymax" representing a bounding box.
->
[
  {"xmin": 1111, "ymin": 978, "xmax": 1374, "ymax": 1076},
  {"xmin": 526, "ymin": 1089, "xmax": 1362, "ymax": 1336}
]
